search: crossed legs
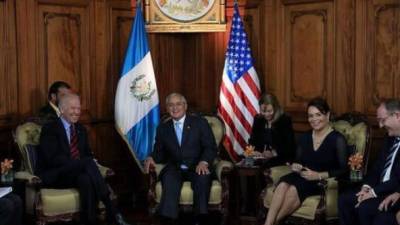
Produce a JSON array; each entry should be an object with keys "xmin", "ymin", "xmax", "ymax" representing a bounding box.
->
[{"xmin": 264, "ymin": 182, "xmax": 301, "ymax": 225}]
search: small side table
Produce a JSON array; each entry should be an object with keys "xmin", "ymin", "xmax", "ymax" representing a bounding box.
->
[{"xmin": 235, "ymin": 162, "xmax": 263, "ymax": 225}]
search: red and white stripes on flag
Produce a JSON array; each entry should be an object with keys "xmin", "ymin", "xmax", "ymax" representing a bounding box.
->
[{"xmin": 218, "ymin": 3, "xmax": 261, "ymax": 162}]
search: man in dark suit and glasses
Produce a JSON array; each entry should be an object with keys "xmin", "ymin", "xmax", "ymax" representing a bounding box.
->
[
  {"xmin": 339, "ymin": 99, "xmax": 400, "ymax": 225},
  {"xmin": 39, "ymin": 93, "xmax": 130, "ymax": 225},
  {"xmin": 144, "ymin": 93, "xmax": 217, "ymax": 225}
]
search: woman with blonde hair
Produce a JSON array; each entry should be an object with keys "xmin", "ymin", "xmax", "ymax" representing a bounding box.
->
[{"xmin": 248, "ymin": 93, "xmax": 296, "ymax": 166}]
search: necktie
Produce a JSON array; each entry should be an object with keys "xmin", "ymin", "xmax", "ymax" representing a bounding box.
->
[
  {"xmin": 70, "ymin": 124, "xmax": 80, "ymax": 159},
  {"xmin": 381, "ymin": 137, "xmax": 400, "ymax": 181},
  {"xmin": 175, "ymin": 122, "xmax": 182, "ymax": 145}
]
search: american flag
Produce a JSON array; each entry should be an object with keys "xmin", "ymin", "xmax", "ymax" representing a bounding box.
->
[{"xmin": 218, "ymin": 3, "xmax": 261, "ymax": 162}]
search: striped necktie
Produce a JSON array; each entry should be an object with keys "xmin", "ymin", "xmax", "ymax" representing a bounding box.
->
[
  {"xmin": 70, "ymin": 124, "xmax": 80, "ymax": 159},
  {"xmin": 381, "ymin": 137, "xmax": 400, "ymax": 181}
]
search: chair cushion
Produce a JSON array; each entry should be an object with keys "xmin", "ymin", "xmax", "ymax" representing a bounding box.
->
[
  {"xmin": 264, "ymin": 186, "xmax": 321, "ymax": 220},
  {"xmin": 155, "ymin": 180, "xmax": 222, "ymax": 205},
  {"xmin": 40, "ymin": 189, "xmax": 80, "ymax": 216},
  {"xmin": 291, "ymin": 195, "xmax": 321, "ymax": 220},
  {"xmin": 40, "ymin": 188, "xmax": 106, "ymax": 216}
]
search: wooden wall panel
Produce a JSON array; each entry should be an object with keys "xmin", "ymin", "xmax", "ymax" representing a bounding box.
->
[
  {"xmin": 37, "ymin": 3, "xmax": 93, "ymax": 119},
  {"xmin": 282, "ymin": 2, "xmax": 334, "ymax": 112},
  {"xmin": 334, "ymin": 0, "xmax": 355, "ymax": 113},
  {"xmin": 0, "ymin": 0, "xmax": 18, "ymax": 125},
  {"xmin": 365, "ymin": 0, "xmax": 399, "ymax": 115}
]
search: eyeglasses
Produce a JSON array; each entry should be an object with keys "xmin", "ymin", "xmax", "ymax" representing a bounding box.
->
[
  {"xmin": 167, "ymin": 102, "xmax": 185, "ymax": 108},
  {"xmin": 377, "ymin": 113, "xmax": 395, "ymax": 124}
]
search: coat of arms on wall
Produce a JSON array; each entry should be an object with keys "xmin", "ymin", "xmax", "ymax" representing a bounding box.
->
[{"xmin": 144, "ymin": 0, "xmax": 226, "ymax": 32}]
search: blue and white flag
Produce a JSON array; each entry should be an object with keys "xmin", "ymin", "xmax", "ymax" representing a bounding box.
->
[{"xmin": 115, "ymin": 4, "xmax": 159, "ymax": 171}]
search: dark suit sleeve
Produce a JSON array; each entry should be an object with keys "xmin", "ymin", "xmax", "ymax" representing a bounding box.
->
[
  {"xmin": 78, "ymin": 125, "xmax": 94, "ymax": 159},
  {"xmin": 39, "ymin": 124, "xmax": 70, "ymax": 168},
  {"xmin": 364, "ymin": 149, "xmax": 385, "ymax": 187},
  {"xmin": 199, "ymin": 118, "xmax": 217, "ymax": 165},
  {"xmin": 365, "ymin": 138, "xmax": 400, "ymax": 196}
]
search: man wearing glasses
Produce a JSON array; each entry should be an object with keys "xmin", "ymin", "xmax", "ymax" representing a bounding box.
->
[
  {"xmin": 144, "ymin": 93, "xmax": 217, "ymax": 225},
  {"xmin": 339, "ymin": 99, "xmax": 400, "ymax": 225}
]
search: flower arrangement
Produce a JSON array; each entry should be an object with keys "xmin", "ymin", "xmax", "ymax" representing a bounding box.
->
[
  {"xmin": 243, "ymin": 145, "xmax": 255, "ymax": 158},
  {"xmin": 1, "ymin": 158, "xmax": 14, "ymax": 175},
  {"xmin": 348, "ymin": 152, "xmax": 363, "ymax": 170}
]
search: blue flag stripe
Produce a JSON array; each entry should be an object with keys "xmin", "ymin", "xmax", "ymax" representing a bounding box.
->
[
  {"xmin": 121, "ymin": 6, "xmax": 149, "ymax": 76},
  {"xmin": 125, "ymin": 106, "xmax": 160, "ymax": 161}
]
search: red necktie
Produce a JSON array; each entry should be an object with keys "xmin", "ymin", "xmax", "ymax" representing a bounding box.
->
[{"xmin": 70, "ymin": 124, "xmax": 80, "ymax": 159}]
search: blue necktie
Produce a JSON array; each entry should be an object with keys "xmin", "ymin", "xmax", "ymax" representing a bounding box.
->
[
  {"xmin": 381, "ymin": 137, "xmax": 400, "ymax": 181},
  {"xmin": 175, "ymin": 122, "xmax": 182, "ymax": 145}
]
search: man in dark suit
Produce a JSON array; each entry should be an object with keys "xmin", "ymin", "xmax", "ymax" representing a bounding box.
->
[
  {"xmin": 338, "ymin": 99, "xmax": 400, "ymax": 225},
  {"xmin": 38, "ymin": 81, "xmax": 72, "ymax": 124},
  {"xmin": 39, "ymin": 93, "xmax": 130, "ymax": 225},
  {"xmin": 144, "ymin": 93, "xmax": 217, "ymax": 225}
]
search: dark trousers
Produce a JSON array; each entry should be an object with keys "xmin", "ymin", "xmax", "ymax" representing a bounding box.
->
[
  {"xmin": 48, "ymin": 158, "xmax": 117, "ymax": 225},
  {"xmin": 158, "ymin": 166, "xmax": 212, "ymax": 219},
  {"xmin": 339, "ymin": 190, "xmax": 397, "ymax": 225},
  {"xmin": 0, "ymin": 193, "xmax": 23, "ymax": 225}
]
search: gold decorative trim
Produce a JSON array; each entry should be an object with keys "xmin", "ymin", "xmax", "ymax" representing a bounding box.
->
[{"xmin": 145, "ymin": 0, "xmax": 226, "ymax": 33}]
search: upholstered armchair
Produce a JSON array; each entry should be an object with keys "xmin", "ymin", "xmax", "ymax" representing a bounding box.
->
[
  {"xmin": 13, "ymin": 122, "xmax": 114, "ymax": 225},
  {"xmin": 260, "ymin": 112, "xmax": 370, "ymax": 225},
  {"xmin": 147, "ymin": 114, "xmax": 234, "ymax": 225}
]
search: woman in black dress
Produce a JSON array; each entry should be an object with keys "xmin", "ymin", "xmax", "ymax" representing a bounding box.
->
[
  {"xmin": 248, "ymin": 93, "xmax": 296, "ymax": 166},
  {"xmin": 264, "ymin": 97, "xmax": 348, "ymax": 225}
]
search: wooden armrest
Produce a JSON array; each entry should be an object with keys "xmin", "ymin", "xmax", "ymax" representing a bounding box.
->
[
  {"xmin": 148, "ymin": 164, "xmax": 165, "ymax": 190},
  {"xmin": 215, "ymin": 160, "xmax": 234, "ymax": 181},
  {"xmin": 14, "ymin": 171, "xmax": 41, "ymax": 186},
  {"xmin": 96, "ymin": 163, "xmax": 115, "ymax": 178},
  {"xmin": 319, "ymin": 177, "xmax": 338, "ymax": 190}
]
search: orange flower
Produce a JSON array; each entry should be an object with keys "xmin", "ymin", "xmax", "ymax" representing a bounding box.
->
[
  {"xmin": 348, "ymin": 153, "xmax": 363, "ymax": 170},
  {"xmin": 244, "ymin": 145, "xmax": 255, "ymax": 157},
  {"xmin": 1, "ymin": 158, "xmax": 14, "ymax": 175}
]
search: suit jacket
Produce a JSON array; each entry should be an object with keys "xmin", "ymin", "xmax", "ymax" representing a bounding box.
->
[
  {"xmin": 248, "ymin": 113, "xmax": 296, "ymax": 163},
  {"xmin": 364, "ymin": 136, "xmax": 400, "ymax": 196},
  {"xmin": 38, "ymin": 118, "xmax": 93, "ymax": 185},
  {"xmin": 38, "ymin": 103, "xmax": 58, "ymax": 124},
  {"xmin": 151, "ymin": 114, "xmax": 217, "ymax": 172}
]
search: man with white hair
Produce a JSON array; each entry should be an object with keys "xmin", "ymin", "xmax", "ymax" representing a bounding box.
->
[
  {"xmin": 144, "ymin": 93, "xmax": 217, "ymax": 225},
  {"xmin": 39, "ymin": 93, "xmax": 131, "ymax": 225}
]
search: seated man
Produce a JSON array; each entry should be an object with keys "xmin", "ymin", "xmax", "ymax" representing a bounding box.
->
[
  {"xmin": 144, "ymin": 93, "xmax": 217, "ymax": 225},
  {"xmin": 378, "ymin": 192, "xmax": 400, "ymax": 224},
  {"xmin": 0, "ymin": 193, "xmax": 23, "ymax": 225},
  {"xmin": 38, "ymin": 81, "xmax": 72, "ymax": 124},
  {"xmin": 39, "ymin": 93, "xmax": 130, "ymax": 225},
  {"xmin": 339, "ymin": 99, "xmax": 400, "ymax": 225}
]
